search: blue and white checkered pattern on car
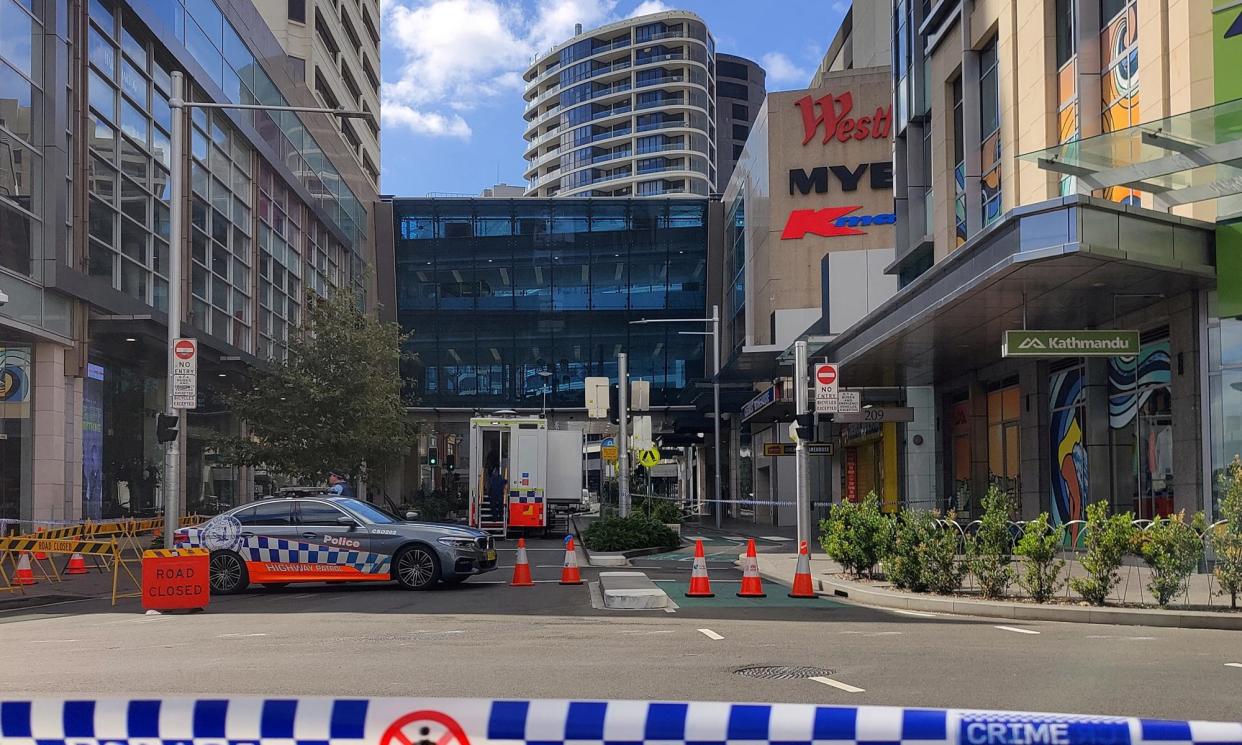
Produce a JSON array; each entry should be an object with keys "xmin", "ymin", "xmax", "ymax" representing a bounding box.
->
[
  {"xmin": 0, "ymin": 698, "xmax": 1238, "ymax": 745},
  {"xmin": 175, "ymin": 530, "xmax": 390, "ymax": 575}
]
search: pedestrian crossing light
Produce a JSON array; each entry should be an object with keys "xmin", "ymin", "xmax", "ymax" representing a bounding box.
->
[
  {"xmin": 156, "ymin": 413, "xmax": 180, "ymax": 444},
  {"xmin": 428, "ymin": 447, "xmax": 438, "ymax": 467}
]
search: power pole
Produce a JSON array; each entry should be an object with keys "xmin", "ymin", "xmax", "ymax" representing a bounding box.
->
[
  {"xmin": 617, "ymin": 352, "xmax": 629, "ymax": 517},
  {"xmin": 794, "ymin": 340, "xmax": 811, "ymax": 551}
]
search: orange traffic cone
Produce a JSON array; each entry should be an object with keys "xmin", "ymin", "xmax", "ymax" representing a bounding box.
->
[
  {"xmin": 32, "ymin": 528, "xmax": 47, "ymax": 560},
  {"xmin": 685, "ymin": 538, "xmax": 714, "ymax": 597},
  {"xmin": 66, "ymin": 552, "xmax": 88, "ymax": 575},
  {"xmin": 737, "ymin": 538, "xmax": 766, "ymax": 597},
  {"xmin": 511, "ymin": 537, "xmax": 534, "ymax": 586},
  {"xmin": 788, "ymin": 540, "xmax": 816, "ymax": 598},
  {"xmin": 14, "ymin": 552, "xmax": 36, "ymax": 586},
  {"xmin": 560, "ymin": 536, "xmax": 583, "ymax": 585}
]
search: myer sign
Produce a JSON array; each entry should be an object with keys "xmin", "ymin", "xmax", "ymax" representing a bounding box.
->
[{"xmin": 1002, "ymin": 330, "xmax": 1140, "ymax": 357}]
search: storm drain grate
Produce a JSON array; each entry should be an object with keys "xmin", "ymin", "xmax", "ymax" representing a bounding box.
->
[{"xmin": 733, "ymin": 665, "xmax": 834, "ymax": 680}]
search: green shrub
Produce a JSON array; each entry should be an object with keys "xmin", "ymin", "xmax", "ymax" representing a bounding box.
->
[
  {"xmin": 968, "ymin": 485, "xmax": 1014, "ymax": 599},
  {"xmin": 1015, "ymin": 512, "xmax": 1066, "ymax": 603},
  {"xmin": 819, "ymin": 492, "xmax": 891, "ymax": 578},
  {"xmin": 1069, "ymin": 501, "xmax": 1136, "ymax": 606},
  {"xmin": 582, "ymin": 514, "xmax": 679, "ymax": 552},
  {"xmin": 1214, "ymin": 457, "xmax": 1242, "ymax": 610},
  {"xmin": 1136, "ymin": 511, "xmax": 1205, "ymax": 608},
  {"xmin": 883, "ymin": 509, "xmax": 936, "ymax": 592},
  {"xmin": 923, "ymin": 515, "xmax": 966, "ymax": 594},
  {"xmin": 635, "ymin": 496, "xmax": 682, "ymax": 524}
]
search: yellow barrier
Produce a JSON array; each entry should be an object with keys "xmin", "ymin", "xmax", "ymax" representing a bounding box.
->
[{"xmin": 0, "ymin": 536, "xmax": 137, "ymax": 605}]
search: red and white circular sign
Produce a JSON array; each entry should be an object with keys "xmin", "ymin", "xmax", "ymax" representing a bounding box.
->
[
  {"xmin": 380, "ymin": 710, "xmax": 471, "ymax": 745},
  {"xmin": 173, "ymin": 339, "xmax": 196, "ymax": 360},
  {"xmin": 815, "ymin": 365, "xmax": 837, "ymax": 386}
]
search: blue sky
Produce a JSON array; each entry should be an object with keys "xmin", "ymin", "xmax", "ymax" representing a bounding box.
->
[{"xmin": 378, "ymin": 0, "xmax": 849, "ymax": 196}]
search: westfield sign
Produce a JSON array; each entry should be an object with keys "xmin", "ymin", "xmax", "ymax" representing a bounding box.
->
[{"xmin": 795, "ymin": 91, "xmax": 892, "ymax": 145}]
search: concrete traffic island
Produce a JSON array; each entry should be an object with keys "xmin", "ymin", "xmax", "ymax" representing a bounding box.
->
[{"xmin": 599, "ymin": 571, "xmax": 670, "ymax": 609}]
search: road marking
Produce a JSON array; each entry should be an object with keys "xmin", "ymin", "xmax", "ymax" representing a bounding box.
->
[
  {"xmin": 683, "ymin": 535, "xmax": 708, "ymax": 541},
  {"xmin": 889, "ymin": 608, "xmax": 937, "ymax": 618},
  {"xmin": 218, "ymin": 633, "xmax": 268, "ymax": 638},
  {"xmin": 0, "ymin": 598, "xmax": 90, "ymax": 614},
  {"xmin": 1225, "ymin": 662, "xmax": 1242, "ymax": 668},
  {"xmin": 760, "ymin": 535, "xmax": 791, "ymax": 541},
  {"xmin": 652, "ymin": 578, "xmax": 742, "ymax": 583},
  {"xmin": 1086, "ymin": 634, "xmax": 1155, "ymax": 640},
  {"xmin": 28, "ymin": 639, "xmax": 81, "ymax": 643},
  {"xmin": 497, "ymin": 547, "xmax": 567, "ymax": 551},
  {"xmin": 810, "ymin": 676, "xmax": 865, "ymax": 693},
  {"xmin": 472, "ymin": 579, "xmax": 565, "ymax": 584},
  {"xmin": 723, "ymin": 536, "xmax": 747, "ymax": 541},
  {"xmin": 697, "ymin": 628, "xmax": 724, "ymax": 640},
  {"xmin": 292, "ymin": 594, "xmax": 316, "ymax": 599},
  {"xmin": 994, "ymin": 625, "xmax": 1040, "ymax": 635},
  {"xmin": 619, "ymin": 629, "xmax": 676, "ymax": 634}
]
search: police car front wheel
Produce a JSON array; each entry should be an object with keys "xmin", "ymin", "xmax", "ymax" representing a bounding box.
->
[{"xmin": 394, "ymin": 546, "xmax": 440, "ymax": 590}]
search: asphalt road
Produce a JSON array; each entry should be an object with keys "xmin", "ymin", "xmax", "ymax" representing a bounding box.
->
[{"xmin": 0, "ymin": 534, "xmax": 1239, "ymax": 721}]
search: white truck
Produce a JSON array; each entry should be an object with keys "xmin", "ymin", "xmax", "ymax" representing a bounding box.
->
[{"xmin": 468, "ymin": 415, "xmax": 585, "ymax": 537}]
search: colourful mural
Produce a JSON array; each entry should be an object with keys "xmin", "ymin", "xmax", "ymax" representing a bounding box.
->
[
  {"xmin": 1100, "ymin": 1, "xmax": 1141, "ymax": 206},
  {"xmin": 1049, "ymin": 366, "xmax": 1088, "ymax": 543},
  {"xmin": 0, "ymin": 346, "xmax": 32, "ymax": 420},
  {"xmin": 1107, "ymin": 340, "xmax": 1172, "ymax": 428}
]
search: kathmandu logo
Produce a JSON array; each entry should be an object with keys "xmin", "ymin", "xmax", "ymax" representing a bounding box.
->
[
  {"xmin": 780, "ymin": 206, "xmax": 896, "ymax": 240},
  {"xmin": 1017, "ymin": 337, "xmax": 1047, "ymax": 350}
]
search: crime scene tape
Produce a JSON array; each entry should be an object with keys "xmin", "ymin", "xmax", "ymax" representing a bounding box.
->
[{"xmin": 0, "ymin": 697, "xmax": 1237, "ymax": 745}]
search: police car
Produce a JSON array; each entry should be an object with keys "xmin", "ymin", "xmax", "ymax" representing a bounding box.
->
[{"xmin": 175, "ymin": 496, "xmax": 497, "ymax": 593}]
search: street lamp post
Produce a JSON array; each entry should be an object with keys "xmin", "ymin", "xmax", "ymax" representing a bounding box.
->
[
  {"xmin": 162, "ymin": 71, "xmax": 371, "ymax": 547},
  {"xmin": 630, "ymin": 304, "xmax": 722, "ymax": 529},
  {"xmin": 538, "ymin": 369, "xmax": 554, "ymax": 416}
]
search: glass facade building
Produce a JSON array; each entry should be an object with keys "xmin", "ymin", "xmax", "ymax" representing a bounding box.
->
[{"xmin": 393, "ymin": 198, "xmax": 709, "ymax": 410}]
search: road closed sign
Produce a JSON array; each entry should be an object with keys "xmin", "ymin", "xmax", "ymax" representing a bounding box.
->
[
  {"xmin": 141, "ymin": 548, "xmax": 209, "ymax": 611},
  {"xmin": 814, "ymin": 363, "xmax": 839, "ymax": 413},
  {"xmin": 171, "ymin": 337, "xmax": 198, "ymax": 410}
]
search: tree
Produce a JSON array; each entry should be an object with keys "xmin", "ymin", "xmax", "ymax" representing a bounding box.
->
[
  {"xmin": 1135, "ymin": 511, "xmax": 1205, "ymax": 608},
  {"xmin": 883, "ymin": 508, "xmax": 936, "ymax": 592},
  {"xmin": 1215, "ymin": 456, "xmax": 1242, "ymax": 609},
  {"xmin": 214, "ymin": 287, "xmax": 415, "ymax": 485},
  {"xmin": 819, "ymin": 492, "xmax": 891, "ymax": 578},
  {"xmin": 1014, "ymin": 512, "xmax": 1066, "ymax": 603},
  {"xmin": 923, "ymin": 513, "xmax": 967, "ymax": 594},
  {"xmin": 1068, "ymin": 501, "xmax": 1136, "ymax": 606},
  {"xmin": 968, "ymin": 484, "xmax": 1013, "ymax": 599}
]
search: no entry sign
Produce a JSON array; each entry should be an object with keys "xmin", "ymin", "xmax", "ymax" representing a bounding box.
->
[
  {"xmin": 814, "ymin": 363, "xmax": 839, "ymax": 413},
  {"xmin": 171, "ymin": 337, "xmax": 197, "ymax": 410}
]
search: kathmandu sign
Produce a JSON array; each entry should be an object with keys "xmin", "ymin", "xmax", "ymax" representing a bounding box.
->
[{"xmin": 1002, "ymin": 330, "xmax": 1140, "ymax": 358}]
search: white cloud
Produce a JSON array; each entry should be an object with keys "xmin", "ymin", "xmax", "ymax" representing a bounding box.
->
[
  {"xmin": 760, "ymin": 51, "xmax": 812, "ymax": 87},
  {"xmin": 628, "ymin": 0, "xmax": 670, "ymax": 17},
  {"xmin": 831, "ymin": 0, "xmax": 849, "ymax": 13},
  {"xmin": 382, "ymin": 0, "xmax": 620, "ymax": 138}
]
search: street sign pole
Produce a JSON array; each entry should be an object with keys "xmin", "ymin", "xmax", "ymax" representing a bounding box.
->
[
  {"xmin": 617, "ymin": 352, "xmax": 629, "ymax": 518},
  {"xmin": 163, "ymin": 71, "xmax": 186, "ymax": 549},
  {"xmin": 794, "ymin": 340, "xmax": 811, "ymax": 553}
]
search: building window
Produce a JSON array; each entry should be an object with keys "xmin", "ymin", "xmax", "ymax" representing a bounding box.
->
[
  {"xmin": 732, "ymin": 143, "xmax": 743, "ymax": 160},
  {"xmin": 987, "ymin": 384, "xmax": 1021, "ymax": 504},
  {"xmin": 1099, "ymin": 0, "xmax": 1139, "ymax": 204},
  {"xmin": 726, "ymin": 195, "xmax": 745, "ymax": 354},
  {"xmin": 978, "ymin": 37, "xmax": 1001, "ymax": 227},
  {"xmin": 718, "ymin": 59, "xmax": 748, "ymax": 80},
  {"xmin": 1056, "ymin": 0, "xmax": 1076, "ymax": 67},
  {"xmin": 952, "ymin": 76, "xmax": 966, "ymax": 247},
  {"xmin": 288, "ymin": 0, "xmax": 306, "ymax": 24},
  {"xmin": 1056, "ymin": 0, "xmax": 1079, "ymax": 195},
  {"xmin": 1049, "ymin": 362, "xmax": 1088, "ymax": 539},
  {"xmin": 718, "ymin": 81, "xmax": 747, "ymax": 99},
  {"xmin": 1108, "ymin": 336, "xmax": 1173, "ymax": 520},
  {"xmin": 731, "ymin": 103, "xmax": 748, "ymax": 120},
  {"xmin": 732, "ymin": 123, "xmax": 749, "ymax": 141}
]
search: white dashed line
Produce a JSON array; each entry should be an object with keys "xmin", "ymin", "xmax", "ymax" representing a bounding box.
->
[
  {"xmin": 218, "ymin": 633, "xmax": 268, "ymax": 638},
  {"xmin": 1225, "ymin": 662, "xmax": 1242, "ymax": 668},
  {"xmin": 994, "ymin": 625, "xmax": 1040, "ymax": 635},
  {"xmin": 810, "ymin": 676, "xmax": 865, "ymax": 693},
  {"xmin": 760, "ymin": 535, "xmax": 791, "ymax": 541},
  {"xmin": 889, "ymin": 608, "xmax": 937, "ymax": 618},
  {"xmin": 697, "ymin": 628, "xmax": 724, "ymax": 640}
]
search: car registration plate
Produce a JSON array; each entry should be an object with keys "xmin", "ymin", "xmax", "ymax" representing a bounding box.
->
[{"xmin": 486, "ymin": 549, "xmax": 496, "ymax": 561}]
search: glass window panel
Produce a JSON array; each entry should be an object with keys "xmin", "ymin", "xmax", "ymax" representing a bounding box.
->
[
  {"xmin": 88, "ymin": 25, "xmax": 115, "ymax": 78},
  {"xmin": 119, "ymin": 21, "xmax": 144, "ymax": 63},
  {"xmin": 0, "ymin": 59, "xmax": 36, "ymax": 144},
  {"xmin": 150, "ymin": 93, "xmax": 171, "ymax": 132},
  {"xmin": 151, "ymin": 56, "xmax": 171, "ymax": 94},
  {"xmin": 120, "ymin": 257, "xmax": 147, "ymax": 302},
  {"xmin": 185, "ymin": 0, "xmax": 223, "ymax": 47},
  {"xmin": 119, "ymin": 175, "xmax": 146, "ymax": 225},
  {"xmin": 153, "ymin": 238, "xmax": 168, "ymax": 276},
  {"xmin": 88, "ymin": 196, "xmax": 114, "ymax": 244},
  {"xmin": 192, "ymin": 258, "xmax": 208, "ymax": 298},
  {"xmin": 89, "ymin": 0, "xmax": 114, "ymax": 35},
  {"xmin": 184, "ymin": 15, "xmax": 222, "ymax": 87},
  {"xmin": 88, "ymin": 155, "xmax": 116, "ymax": 202},
  {"xmin": 191, "ymin": 196, "xmax": 207, "ymax": 232},
  {"xmin": 88, "ymin": 238, "xmax": 114, "ymax": 278},
  {"xmin": 89, "ymin": 70, "xmax": 116, "ymax": 121},
  {"xmin": 151, "ymin": 126, "xmax": 170, "ymax": 169},
  {"xmin": 233, "ymin": 197, "xmax": 248, "ymax": 225},
  {"xmin": 212, "ymin": 242, "xmax": 228, "ymax": 277},
  {"xmin": 0, "ymin": 0, "xmax": 38, "ymax": 79},
  {"xmin": 192, "ymin": 297, "xmax": 209, "ymax": 327},
  {"xmin": 120, "ymin": 98, "xmax": 148, "ymax": 146},
  {"xmin": 213, "ymin": 275, "xmax": 229, "ymax": 308},
  {"xmin": 118, "ymin": 135, "xmax": 148, "ymax": 182},
  {"xmin": 191, "ymin": 226, "xmax": 207, "ymax": 264},
  {"xmin": 211, "ymin": 177, "xmax": 229, "ymax": 215},
  {"xmin": 211, "ymin": 207, "xmax": 228, "ymax": 245},
  {"xmin": 211, "ymin": 114, "xmax": 229, "ymax": 149},
  {"xmin": 119, "ymin": 215, "xmax": 146, "ymax": 262},
  {"xmin": 191, "ymin": 127, "xmax": 208, "ymax": 161},
  {"xmin": 153, "ymin": 277, "xmax": 168, "ymax": 311},
  {"xmin": 120, "ymin": 60, "xmax": 146, "ymax": 105}
]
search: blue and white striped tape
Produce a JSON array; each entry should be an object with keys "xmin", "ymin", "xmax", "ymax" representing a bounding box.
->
[{"xmin": 0, "ymin": 698, "xmax": 1237, "ymax": 745}]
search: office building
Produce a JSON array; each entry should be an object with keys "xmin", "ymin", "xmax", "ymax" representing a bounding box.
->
[
  {"xmin": 521, "ymin": 11, "xmax": 717, "ymax": 198},
  {"xmin": 0, "ymin": 0, "xmax": 379, "ymax": 525},
  {"xmin": 254, "ymin": 0, "xmax": 382, "ymax": 190},
  {"xmin": 390, "ymin": 197, "xmax": 715, "ymax": 494},
  {"xmin": 811, "ymin": 0, "xmax": 891, "ymax": 84},
  {"xmin": 801, "ymin": 0, "xmax": 1241, "ymax": 527},
  {"xmin": 714, "ymin": 53, "xmax": 765, "ymax": 191}
]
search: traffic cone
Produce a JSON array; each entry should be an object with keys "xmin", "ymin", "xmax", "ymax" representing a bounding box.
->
[
  {"xmin": 685, "ymin": 539, "xmax": 714, "ymax": 597},
  {"xmin": 788, "ymin": 540, "xmax": 816, "ymax": 598},
  {"xmin": 14, "ymin": 553, "xmax": 36, "ymax": 586},
  {"xmin": 560, "ymin": 536, "xmax": 583, "ymax": 585},
  {"xmin": 511, "ymin": 537, "xmax": 534, "ymax": 586},
  {"xmin": 737, "ymin": 539, "xmax": 766, "ymax": 597},
  {"xmin": 32, "ymin": 528, "xmax": 47, "ymax": 560},
  {"xmin": 66, "ymin": 552, "xmax": 88, "ymax": 575}
]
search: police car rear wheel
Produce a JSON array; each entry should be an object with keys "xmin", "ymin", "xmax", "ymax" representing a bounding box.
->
[
  {"xmin": 209, "ymin": 551, "xmax": 249, "ymax": 594},
  {"xmin": 394, "ymin": 546, "xmax": 440, "ymax": 590}
]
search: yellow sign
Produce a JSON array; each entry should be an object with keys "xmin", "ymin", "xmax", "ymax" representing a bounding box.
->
[
  {"xmin": 637, "ymin": 447, "xmax": 661, "ymax": 468},
  {"xmin": 601, "ymin": 446, "xmax": 618, "ymax": 462}
]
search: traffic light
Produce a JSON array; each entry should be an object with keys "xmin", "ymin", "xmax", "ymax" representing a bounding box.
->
[
  {"xmin": 428, "ymin": 446, "xmax": 438, "ymax": 467},
  {"xmin": 156, "ymin": 413, "xmax": 180, "ymax": 443},
  {"xmin": 444, "ymin": 454, "xmax": 456, "ymax": 472},
  {"xmin": 792, "ymin": 413, "xmax": 815, "ymax": 442}
]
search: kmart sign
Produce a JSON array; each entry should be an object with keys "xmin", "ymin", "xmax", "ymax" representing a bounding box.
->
[{"xmin": 1002, "ymin": 330, "xmax": 1140, "ymax": 357}]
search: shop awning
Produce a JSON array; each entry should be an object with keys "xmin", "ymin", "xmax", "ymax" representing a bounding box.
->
[
  {"xmin": 803, "ymin": 195, "xmax": 1216, "ymax": 387},
  {"xmin": 1022, "ymin": 97, "xmax": 1242, "ymax": 209}
]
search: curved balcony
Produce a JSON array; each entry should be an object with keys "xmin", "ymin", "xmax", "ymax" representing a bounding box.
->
[
  {"xmin": 527, "ymin": 36, "xmax": 633, "ymax": 86},
  {"xmin": 524, "ymin": 81, "xmax": 561, "ymax": 109}
]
